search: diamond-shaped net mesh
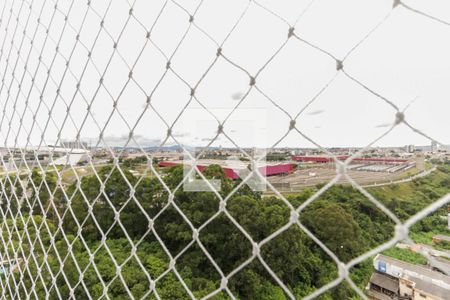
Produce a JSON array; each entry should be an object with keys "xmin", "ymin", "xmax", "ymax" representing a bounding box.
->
[{"xmin": 0, "ymin": 0, "xmax": 449, "ymax": 299}]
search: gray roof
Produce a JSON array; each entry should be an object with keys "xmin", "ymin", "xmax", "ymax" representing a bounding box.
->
[
  {"xmin": 51, "ymin": 153, "xmax": 89, "ymax": 166},
  {"xmin": 376, "ymin": 254, "xmax": 450, "ymax": 285},
  {"xmin": 369, "ymin": 272, "xmax": 399, "ymax": 293},
  {"xmin": 434, "ymin": 235, "xmax": 450, "ymax": 242},
  {"xmin": 411, "ymin": 276, "xmax": 450, "ymax": 300},
  {"xmin": 367, "ymin": 289, "xmax": 399, "ymax": 300}
]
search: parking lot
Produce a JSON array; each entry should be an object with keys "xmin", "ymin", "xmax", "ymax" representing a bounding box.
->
[{"xmin": 267, "ymin": 158, "xmax": 427, "ymax": 194}]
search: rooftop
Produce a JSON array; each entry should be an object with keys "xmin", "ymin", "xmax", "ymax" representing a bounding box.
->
[
  {"xmin": 434, "ymin": 234, "xmax": 450, "ymax": 242},
  {"xmin": 165, "ymin": 159, "xmax": 293, "ymax": 170},
  {"xmin": 369, "ymin": 272, "xmax": 398, "ymax": 293},
  {"xmin": 411, "ymin": 275, "xmax": 450, "ymax": 300},
  {"xmin": 376, "ymin": 254, "xmax": 450, "ymax": 285}
]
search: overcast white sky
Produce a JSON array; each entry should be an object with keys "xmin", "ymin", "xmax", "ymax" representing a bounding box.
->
[{"xmin": 0, "ymin": 0, "xmax": 449, "ymax": 150}]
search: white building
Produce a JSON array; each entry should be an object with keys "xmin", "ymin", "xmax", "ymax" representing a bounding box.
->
[
  {"xmin": 431, "ymin": 141, "xmax": 438, "ymax": 153},
  {"xmin": 405, "ymin": 144, "xmax": 416, "ymax": 153},
  {"xmin": 368, "ymin": 254, "xmax": 450, "ymax": 300}
]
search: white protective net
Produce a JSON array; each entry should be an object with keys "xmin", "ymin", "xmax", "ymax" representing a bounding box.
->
[{"xmin": 0, "ymin": 0, "xmax": 449, "ymax": 299}]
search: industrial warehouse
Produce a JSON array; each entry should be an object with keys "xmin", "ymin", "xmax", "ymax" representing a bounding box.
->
[
  {"xmin": 159, "ymin": 159, "xmax": 295, "ymax": 179},
  {"xmin": 291, "ymin": 155, "xmax": 416, "ymax": 173},
  {"xmin": 0, "ymin": 145, "xmax": 432, "ymax": 192},
  {"xmin": 155, "ymin": 152, "xmax": 428, "ymax": 193},
  {"xmin": 368, "ymin": 255, "xmax": 450, "ymax": 300}
]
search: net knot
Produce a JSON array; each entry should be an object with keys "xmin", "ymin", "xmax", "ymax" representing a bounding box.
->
[
  {"xmin": 290, "ymin": 210, "xmax": 299, "ymax": 223},
  {"xmin": 289, "ymin": 120, "xmax": 296, "ymax": 130},
  {"xmin": 336, "ymin": 162, "xmax": 346, "ymax": 175},
  {"xmin": 148, "ymin": 219, "xmax": 154, "ymax": 230},
  {"xmin": 217, "ymin": 124, "xmax": 224, "ymax": 134},
  {"xmin": 393, "ymin": 0, "xmax": 401, "ymax": 8},
  {"xmin": 149, "ymin": 280, "xmax": 156, "ymax": 291},
  {"xmin": 220, "ymin": 278, "xmax": 228, "ymax": 289},
  {"xmin": 192, "ymin": 229, "xmax": 199, "ymax": 240},
  {"xmin": 252, "ymin": 243, "xmax": 260, "ymax": 256},
  {"xmin": 288, "ymin": 27, "xmax": 295, "ymax": 38},
  {"xmin": 338, "ymin": 263, "xmax": 348, "ymax": 279},
  {"xmin": 395, "ymin": 111, "xmax": 405, "ymax": 124},
  {"xmin": 395, "ymin": 224, "xmax": 408, "ymax": 241}
]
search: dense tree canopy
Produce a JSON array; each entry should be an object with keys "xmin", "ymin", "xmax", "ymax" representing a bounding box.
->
[{"xmin": 0, "ymin": 163, "xmax": 449, "ymax": 299}]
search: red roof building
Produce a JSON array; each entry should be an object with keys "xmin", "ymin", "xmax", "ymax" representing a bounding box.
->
[
  {"xmin": 158, "ymin": 160, "xmax": 294, "ymax": 179},
  {"xmin": 291, "ymin": 155, "xmax": 408, "ymax": 164}
]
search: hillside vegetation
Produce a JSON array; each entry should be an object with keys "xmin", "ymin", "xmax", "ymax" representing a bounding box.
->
[{"xmin": 0, "ymin": 162, "xmax": 449, "ymax": 299}]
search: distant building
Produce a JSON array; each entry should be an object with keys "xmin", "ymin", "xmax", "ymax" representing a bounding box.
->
[
  {"xmin": 431, "ymin": 141, "xmax": 438, "ymax": 153},
  {"xmin": 60, "ymin": 140, "xmax": 89, "ymax": 150},
  {"xmin": 0, "ymin": 258, "xmax": 22, "ymax": 276},
  {"xmin": 51, "ymin": 152, "xmax": 90, "ymax": 166},
  {"xmin": 158, "ymin": 159, "xmax": 295, "ymax": 179},
  {"xmin": 367, "ymin": 254, "xmax": 450, "ymax": 300},
  {"xmin": 368, "ymin": 271, "xmax": 399, "ymax": 299},
  {"xmin": 405, "ymin": 145, "xmax": 416, "ymax": 153},
  {"xmin": 433, "ymin": 235, "xmax": 450, "ymax": 244}
]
